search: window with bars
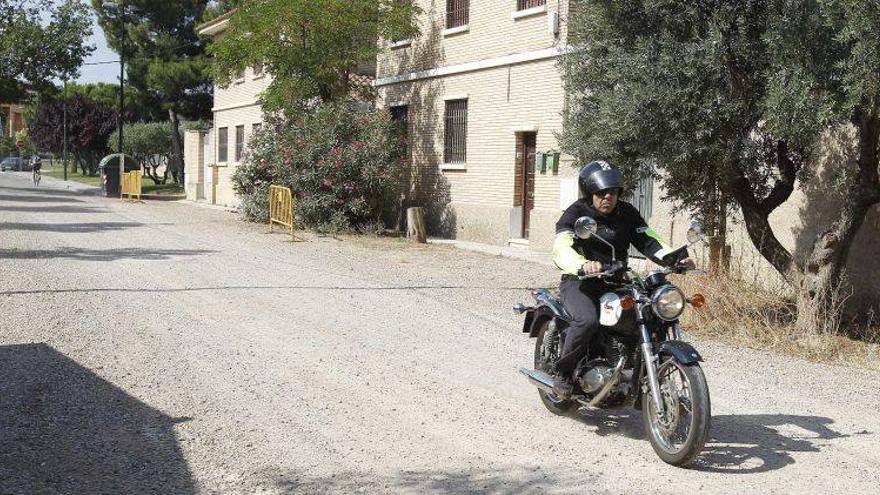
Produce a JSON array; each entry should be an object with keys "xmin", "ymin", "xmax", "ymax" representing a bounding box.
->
[
  {"xmin": 390, "ymin": 105, "xmax": 409, "ymax": 130},
  {"xmin": 446, "ymin": 0, "xmax": 469, "ymax": 29},
  {"xmin": 444, "ymin": 99, "xmax": 467, "ymax": 164},
  {"xmin": 235, "ymin": 125, "xmax": 245, "ymax": 162},
  {"xmin": 517, "ymin": 0, "xmax": 546, "ymax": 10},
  {"xmin": 218, "ymin": 127, "xmax": 228, "ymax": 162}
]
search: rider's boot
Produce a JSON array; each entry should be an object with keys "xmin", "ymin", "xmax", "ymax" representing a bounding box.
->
[{"xmin": 552, "ymin": 372, "xmax": 574, "ymax": 399}]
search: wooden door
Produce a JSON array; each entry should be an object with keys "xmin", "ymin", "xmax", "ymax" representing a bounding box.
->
[{"xmin": 521, "ymin": 133, "xmax": 536, "ymax": 238}]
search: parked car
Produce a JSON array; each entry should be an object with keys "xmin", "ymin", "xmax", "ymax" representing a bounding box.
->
[{"xmin": 1, "ymin": 157, "xmax": 27, "ymax": 171}]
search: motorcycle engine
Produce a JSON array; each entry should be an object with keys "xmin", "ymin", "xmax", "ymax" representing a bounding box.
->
[{"xmin": 577, "ymin": 359, "xmax": 614, "ymax": 394}]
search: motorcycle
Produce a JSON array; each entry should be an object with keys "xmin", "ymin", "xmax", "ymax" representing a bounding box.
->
[{"xmin": 516, "ymin": 217, "xmax": 711, "ymax": 466}]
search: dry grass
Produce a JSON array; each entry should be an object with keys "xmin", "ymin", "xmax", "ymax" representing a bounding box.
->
[{"xmin": 675, "ymin": 273, "xmax": 880, "ymax": 370}]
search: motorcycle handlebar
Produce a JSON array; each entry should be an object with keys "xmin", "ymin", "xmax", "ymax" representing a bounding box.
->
[{"xmin": 578, "ymin": 261, "xmax": 626, "ymax": 280}]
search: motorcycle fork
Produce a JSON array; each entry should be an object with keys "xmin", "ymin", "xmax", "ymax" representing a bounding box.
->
[{"xmin": 636, "ymin": 300, "xmax": 665, "ymax": 414}]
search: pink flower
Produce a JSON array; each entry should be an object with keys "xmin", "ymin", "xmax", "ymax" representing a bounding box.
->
[
  {"xmin": 320, "ymin": 178, "xmax": 333, "ymax": 191},
  {"xmin": 329, "ymin": 146, "xmax": 343, "ymax": 157},
  {"xmin": 353, "ymin": 140, "xmax": 366, "ymax": 149}
]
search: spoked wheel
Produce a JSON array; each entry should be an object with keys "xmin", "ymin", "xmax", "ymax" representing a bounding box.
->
[
  {"xmin": 533, "ymin": 319, "xmax": 576, "ymax": 415},
  {"xmin": 642, "ymin": 358, "xmax": 711, "ymax": 466}
]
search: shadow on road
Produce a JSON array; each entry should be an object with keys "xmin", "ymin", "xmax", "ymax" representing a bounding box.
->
[
  {"xmin": 0, "ymin": 185, "xmax": 100, "ymax": 197},
  {"xmin": 264, "ymin": 466, "xmax": 584, "ymax": 494},
  {"xmin": 0, "ymin": 247, "xmax": 215, "ymax": 261},
  {"xmin": 0, "ymin": 194, "xmax": 86, "ymax": 203},
  {"xmin": 0, "ymin": 205, "xmax": 108, "ymax": 214},
  {"xmin": 694, "ymin": 414, "xmax": 850, "ymax": 474},
  {"xmin": 0, "ymin": 222, "xmax": 145, "ymax": 233},
  {"xmin": 572, "ymin": 408, "xmax": 849, "ymax": 474},
  {"xmin": 0, "ymin": 344, "xmax": 195, "ymax": 494}
]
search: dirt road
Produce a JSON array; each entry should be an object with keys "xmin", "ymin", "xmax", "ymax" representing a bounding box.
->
[{"xmin": 1, "ymin": 172, "xmax": 878, "ymax": 494}]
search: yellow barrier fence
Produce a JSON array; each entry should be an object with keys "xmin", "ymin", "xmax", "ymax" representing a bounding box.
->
[
  {"xmin": 269, "ymin": 184, "xmax": 295, "ymax": 240},
  {"xmin": 121, "ymin": 170, "xmax": 142, "ymax": 201}
]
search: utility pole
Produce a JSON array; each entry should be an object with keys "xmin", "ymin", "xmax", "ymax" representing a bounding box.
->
[
  {"xmin": 118, "ymin": 1, "xmax": 125, "ymax": 198},
  {"xmin": 105, "ymin": 0, "xmax": 126, "ymax": 197},
  {"xmin": 63, "ymin": 78, "xmax": 68, "ymax": 181}
]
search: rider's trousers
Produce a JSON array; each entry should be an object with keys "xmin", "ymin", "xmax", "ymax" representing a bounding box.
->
[{"xmin": 556, "ymin": 277, "xmax": 604, "ymax": 376}]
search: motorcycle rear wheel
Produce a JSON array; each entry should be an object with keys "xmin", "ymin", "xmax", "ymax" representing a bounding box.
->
[
  {"xmin": 642, "ymin": 358, "xmax": 711, "ymax": 466},
  {"xmin": 533, "ymin": 319, "xmax": 576, "ymax": 415}
]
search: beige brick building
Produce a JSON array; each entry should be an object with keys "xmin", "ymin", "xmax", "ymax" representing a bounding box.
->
[
  {"xmin": 377, "ymin": 0, "xmax": 576, "ymax": 252},
  {"xmin": 377, "ymin": 1, "xmax": 879, "ymax": 310},
  {"xmin": 188, "ymin": 13, "xmax": 271, "ymax": 207}
]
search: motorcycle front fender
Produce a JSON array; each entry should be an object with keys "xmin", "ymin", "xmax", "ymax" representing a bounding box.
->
[{"xmin": 658, "ymin": 340, "xmax": 703, "ymax": 364}]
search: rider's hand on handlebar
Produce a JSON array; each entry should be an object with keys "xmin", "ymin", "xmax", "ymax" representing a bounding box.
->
[{"xmin": 582, "ymin": 261, "xmax": 604, "ymax": 275}]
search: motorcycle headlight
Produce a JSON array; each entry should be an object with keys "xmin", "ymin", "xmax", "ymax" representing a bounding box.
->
[{"xmin": 651, "ymin": 285, "xmax": 686, "ymax": 321}]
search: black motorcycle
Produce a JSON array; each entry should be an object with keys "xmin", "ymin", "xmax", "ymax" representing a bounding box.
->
[{"xmin": 517, "ymin": 217, "xmax": 710, "ymax": 466}]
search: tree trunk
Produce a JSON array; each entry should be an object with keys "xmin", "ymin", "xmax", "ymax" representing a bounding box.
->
[
  {"xmin": 796, "ymin": 112, "xmax": 880, "ymax": 333},
  {"xmin": 406, "ymin": 207, "xmax": 427, "ymax": 243},
  {"xmin": 168, "ymin": 108, "xmax": 184, "ymax": 185}
]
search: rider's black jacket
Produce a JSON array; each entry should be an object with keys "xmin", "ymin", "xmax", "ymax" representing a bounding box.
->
[{"xmin": 553, "ymin": 199, "xmax": 671, "ymax": 277}]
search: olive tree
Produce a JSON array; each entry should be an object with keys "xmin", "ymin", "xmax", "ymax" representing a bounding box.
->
[{"xmin": 561, "ymin": 1, "xmax": 880, "ymax": 332}]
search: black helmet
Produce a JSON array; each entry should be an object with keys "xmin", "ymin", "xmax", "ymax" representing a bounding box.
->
[{"xmin": 578, "ymin": 160, "xmax": 623, "ymax": 196}]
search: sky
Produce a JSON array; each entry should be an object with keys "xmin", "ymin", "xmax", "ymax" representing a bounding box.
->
[{"xmin": 77, "ymin": 12, "xmax": 119, "ymax": 84}]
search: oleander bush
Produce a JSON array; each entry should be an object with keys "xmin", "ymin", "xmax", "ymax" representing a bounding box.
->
[{"xmin": 232, "ymin": 101, "xmax": 406, "ymax": 232}]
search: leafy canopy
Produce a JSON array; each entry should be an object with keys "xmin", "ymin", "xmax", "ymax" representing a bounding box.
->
[
  {"xmin": 208, "ymin": 0, "xmax": 419, "ymax": 111},
  {"xmin": 93, "ymin": 0, "xmax": 212, "ymax": 121},
  {"xmin": 561, "ymin": 1, "xmax": 880, "ymax": 266},
  {"xmin": 0, "ymin": 0, "xmax": 94, "ymax": 100}
]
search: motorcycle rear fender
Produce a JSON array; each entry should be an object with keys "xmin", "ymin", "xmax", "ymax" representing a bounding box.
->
[{"xmin": 658, "ymin": 340, "xmax": 703, "ymax": 364}]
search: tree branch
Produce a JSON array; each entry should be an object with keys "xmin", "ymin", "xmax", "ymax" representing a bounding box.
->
[
  {"xmin": 759, "ymin": 139, "xmax": 798, "ymax": 215},
  {"xmin": 728, "ymin": 163, "xmax": 798, "ymax": 283}
]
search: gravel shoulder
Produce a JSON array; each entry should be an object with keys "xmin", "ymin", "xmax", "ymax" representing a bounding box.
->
[{"xmin": 1, "ymin": 171, "xmax": 879, "ymax": 494}]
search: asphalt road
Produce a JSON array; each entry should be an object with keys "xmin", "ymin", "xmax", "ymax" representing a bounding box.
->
[{"xmin": 1, "ymin": 171, "xmax": 879, "ymax": 494}]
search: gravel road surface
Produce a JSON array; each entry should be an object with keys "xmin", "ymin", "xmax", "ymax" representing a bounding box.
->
[{"xmin": 1, "ymin": 171, "xmax": 879, "ymax": 494}]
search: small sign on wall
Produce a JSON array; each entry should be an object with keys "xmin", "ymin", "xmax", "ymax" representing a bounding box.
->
[{"xmin": 559, "ymin": 177, "xmax": 579, "ymax": 210}]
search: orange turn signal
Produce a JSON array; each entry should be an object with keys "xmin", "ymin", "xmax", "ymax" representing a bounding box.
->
[
  {"xmin": 689, "ymin": 293, "xmax": 706, "ymax": 308},
  {"xmin": 620, "ymin": 295, "xmax": 636, "ymax": 311}
]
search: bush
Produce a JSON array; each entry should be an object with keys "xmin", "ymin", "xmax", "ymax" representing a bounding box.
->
[
  {"xmin": 231, "ymin": 101, "xmax": 405, "ymax": 232},
  {"xmin": 238, "ymin": 183, "xmax": 271, "ymax": 223}
]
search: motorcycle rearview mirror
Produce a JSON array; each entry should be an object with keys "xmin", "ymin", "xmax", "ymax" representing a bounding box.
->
[
  {"xmin": 686, "ymin": 220, "xmax": 707, "ymax": 245},
  {"xmin": 574, "ymin": 216, "xmax": 598, "ymax": 239},
  {"xmin": 574, "ymin": 216, "xmax": 617, "ymax": 262}
]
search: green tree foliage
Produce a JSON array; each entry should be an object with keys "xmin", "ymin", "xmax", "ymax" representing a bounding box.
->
[
  {"xmin": 93, "ymin": 0, "xmax": 212, "ymax": 184},
  {"xmin": 29, "ymin": 93, "xmax": 116, "ymax": 175},
  {"xmin": 109, "ymin": 121, "xmax": 179, "ymax": 184},
  {"xmin": 0, "ymin": 0, "xmax": 94, "ymax": 100},
  {"xmin": 232, "ymin": 101, "xmax": 406, "ymax": 232},
  {"xmin": 208, "ymin": 0, "xmax": 419, "ymax": 112},
  {"xmin": 562, "ymin": 1, "xmax": 880, "ymax": 331}
]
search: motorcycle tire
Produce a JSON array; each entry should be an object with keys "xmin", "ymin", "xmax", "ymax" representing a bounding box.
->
[
  {"xmin": 533, "ymin": 319, "xmax": 576, "ymax": 415},
  {"xmin": 642, "ymin": 359, "xmax": 711, "ymax": 467}
]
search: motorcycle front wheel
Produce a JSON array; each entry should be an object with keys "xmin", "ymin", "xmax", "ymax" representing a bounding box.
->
[
  {"xmin": 642, "ymin": 358, "xmax": 711, "ymax": 466},
  {"xmin": 533, "ymin": 319, "xmax": 576, "ymax": 415}
]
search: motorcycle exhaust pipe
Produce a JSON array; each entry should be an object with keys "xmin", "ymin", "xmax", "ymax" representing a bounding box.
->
[{"xmin": 519, "ymin": 368, "xmax": 555, "ymax": 393}]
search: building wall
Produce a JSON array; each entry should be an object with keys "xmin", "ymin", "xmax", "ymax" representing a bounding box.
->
[
  {"xmin": 378, "ymin": 0, "xmax": 569, "ymax": 76},
  {"xmin": 211, "ymin": 103, "xmax": 265, "ymax": 207},
  {"xmin": 377, "ymin": 0, "xmax": 574, "ymax": 252}
]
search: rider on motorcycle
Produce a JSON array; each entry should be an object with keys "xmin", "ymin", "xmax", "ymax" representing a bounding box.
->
[{"xmin": 551, "ymin": 160, "xmax": 695, "ymax": 398}]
